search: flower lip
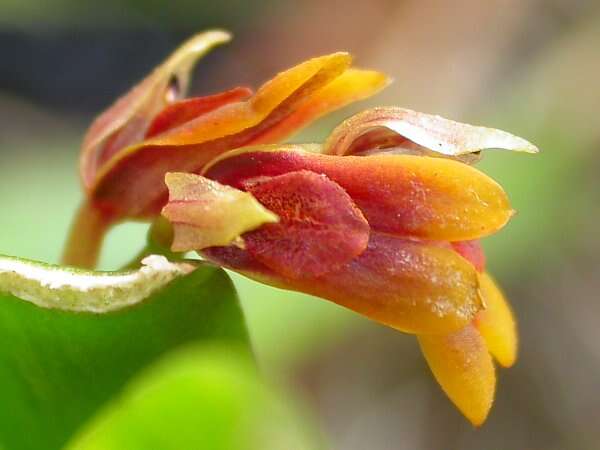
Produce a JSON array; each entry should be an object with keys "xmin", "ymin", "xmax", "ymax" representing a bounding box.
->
[{"xmin": 242, "ymin": 170, "xmax": 370, "ymax": 278}]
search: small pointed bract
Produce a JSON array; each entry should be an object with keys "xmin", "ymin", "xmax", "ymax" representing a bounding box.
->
[{"xmin": 161, "ymin": 172, "xmax": 278, "ymax": 252}]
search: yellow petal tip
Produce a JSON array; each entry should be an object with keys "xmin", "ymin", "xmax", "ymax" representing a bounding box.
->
[
  {"xmin": 418, "ymin": 325, "xmax": 496, "ymax": 426},
  {"xmin": 475, "ymin": 272, "xmax": 518, "ymax": 368}
]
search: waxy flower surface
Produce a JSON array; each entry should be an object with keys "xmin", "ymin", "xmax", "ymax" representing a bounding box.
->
[
  {"xmin": 66, "ymin": 31, "xmax": 538, "ymax": 425},
  {"xmin": 161, "ymin": 108, "xmax": 536, "ymax": 425}
]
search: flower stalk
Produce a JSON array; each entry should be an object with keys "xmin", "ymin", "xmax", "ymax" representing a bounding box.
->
[{"xmin": 62, "ymin": 201, "xmax": 113, "ymax": 269}]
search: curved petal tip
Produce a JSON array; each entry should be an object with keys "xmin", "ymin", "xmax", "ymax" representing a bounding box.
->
[{"xmin": 418, "ymin": 325, "xmax": 496, "ymax": 426}]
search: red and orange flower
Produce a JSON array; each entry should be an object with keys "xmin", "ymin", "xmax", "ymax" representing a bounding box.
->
[
  {"xmin": 63, "ymin": 30, "xmax": 388, "ymax": 268},
  {"xmin": 65, "ymin": 31, "xmax": 538, "ymax": 425}
]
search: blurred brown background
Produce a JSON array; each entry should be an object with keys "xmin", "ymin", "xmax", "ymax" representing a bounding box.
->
[{"xmin": 1, "ymin": 0, "xmax": 599, "ymax": 448}]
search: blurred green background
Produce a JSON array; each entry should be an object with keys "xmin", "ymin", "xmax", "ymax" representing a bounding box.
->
[{"xmin": 1, "ymin": 0, "xmax": 600, "ymax": 448}]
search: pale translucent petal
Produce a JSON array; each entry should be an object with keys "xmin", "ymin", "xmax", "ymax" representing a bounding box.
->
[{"xmin": 162, "ymin": 172, "xmax": 278, "ymax": 251}]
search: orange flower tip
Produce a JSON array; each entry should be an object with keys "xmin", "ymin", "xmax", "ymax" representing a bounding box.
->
[
  {"xmin": 418, "ymin": 325, "xmax": 496, "ymax": 426},
  {"xmin": 161, "ymin": 172, "xmax": 278, "ymax": 252},
  {"xmin": 475, "ymin": 272, "xmax": 518, "ymax": 368},
  {"xmin": 323, "ymin": 106, "xmax": 539, "ymax": 161}
]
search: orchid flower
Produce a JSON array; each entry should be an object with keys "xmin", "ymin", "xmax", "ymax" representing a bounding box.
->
[
  {"xmin": 63, "ymin": 31, "xmax": 538, "ymax": 425},
  {"xmin": 160, "ymin": 107, "xmax": 537, "ymax": 425},
  {"xmin": 63, "ymin": 30, "xmax": 388, "ymax": 268}
]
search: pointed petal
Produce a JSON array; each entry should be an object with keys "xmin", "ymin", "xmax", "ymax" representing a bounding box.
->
[
  {"xmin": 474, "ymin": 272, "xmax": 518, "ymax": 367},
  {"xmin": 323, "ymin": 107, "xmax": 539, "ymax": 161},
  {"xmin": 242, "ymin": 170, "xmax": 370, "ymax": 278},
  {"xmin": 161, "ymin": 172, "xmax": 278, "ymax": 252},
  {"xmin": 145, "ymin": 87, "xmax": 253, "ymax": 138},
  {"xmin": 89, "ymin": 55, "xmax": 387, "ymax": 221},
  {"xmin": 203, "ymin": 146, "xmax": 513, "ymax": 241},
  {"xmin": 251, "ymin": 68, "xmax": 390, "ymax": 143},
  {"xmin": 326, "ymin": 126, "xmax": 483, "ymax": 164},
  {"xmin": 202, "ymin": 232, "xmax": 483, "ymax": 334},
  {"xmin": 81, "ymin": 30, "xmax": 231, "ymax": 188},
  {"xmin": 131, "ymin": 52, "xmax": 351, "ymax": 148},
  {"xmin": 418, "ymin": 324, "xmax": 496, "ymax": 426}
]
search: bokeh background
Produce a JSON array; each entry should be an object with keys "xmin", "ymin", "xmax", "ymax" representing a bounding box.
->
[{"xmin": 1, "ymin": 0, "xmax": 599, "ymax": 448}]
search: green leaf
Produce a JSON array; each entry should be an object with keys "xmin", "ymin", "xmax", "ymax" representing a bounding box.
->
[
  {"xmin": 0, "ymin": 255, "xmax": 249, "ymax": 450},
  {"xmin": 65, "ymin": 344, "xmax": 322, "ymax": 450}
]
